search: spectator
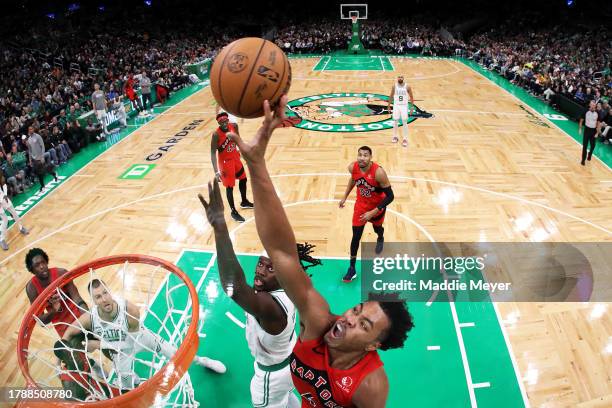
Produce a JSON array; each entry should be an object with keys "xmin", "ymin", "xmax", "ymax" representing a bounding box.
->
[
  {"xmin": 139, "ymin": 70, "xmax": 153, "ymax": 115},
  {"xmin": 26, "ymin": 126, "xmax": 58, "ymax": 191},
  {"xmin": 91, "ymin": 83, "xmax": 109, "ymax": 135}
]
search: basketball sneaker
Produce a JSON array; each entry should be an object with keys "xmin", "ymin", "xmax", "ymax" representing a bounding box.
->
[
  {"xmin": 0, "ymin": 240, "xmax": 8, "ymax": 251},
  {"xmin": 342, "ymin": 266, "xmax": 357, "ymax": 283},
  {"xmin": 194, "ymin": 356, "xmax": 226, "ymax": 374},
  {"xmin": 231, "ymin": 210, "xmax": 245, "ymax": 223},
  {"xmin": 19, "ymin": 226, "xmax": 29, "ymax": 235},
  {"xmin": 240, "ymin": 200, "xmax": 254, "ymax": 209}
]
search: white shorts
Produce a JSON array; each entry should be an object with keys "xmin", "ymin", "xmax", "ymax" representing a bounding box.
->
[
  {"xmin": 392, "ymin": 105, "xmax": 408, "ymax": 121},
  {"xmin": 251, "ymin": 361, "xmax": 295, "ymax": 408},
  {"xmin": 95, "ymin": 109, "xmax": 107, "ymax": 122}
]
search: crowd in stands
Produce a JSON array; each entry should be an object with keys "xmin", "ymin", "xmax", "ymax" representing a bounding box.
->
[
  {"xmin": 0, "ymin": 10, "xmax": 610, "ymax": 200},
  {"xmin": 0, "ymin": 12, "xmax": 236, "ymax": 199}
]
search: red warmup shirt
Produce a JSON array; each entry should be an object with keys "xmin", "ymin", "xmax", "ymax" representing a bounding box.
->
[
  {"xmin": 290, "ymin": 335, "xmax": 383, "ymax": 407},
  {"xmin": 216, "ymin": 123, "xmax": 240, "ymax": 161}
]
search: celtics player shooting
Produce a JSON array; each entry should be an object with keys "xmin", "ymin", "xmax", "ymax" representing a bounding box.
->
[
  {"xmin": 56, "ymin": 279, "xmax": 226, "ymax": 392},
  {"xmin": 388, "ymin": 75, "xmax": 414, "ymax": 147},
  {"xmin": 199, "ymin": 179, "xmax": 321, "ymax": 408}
]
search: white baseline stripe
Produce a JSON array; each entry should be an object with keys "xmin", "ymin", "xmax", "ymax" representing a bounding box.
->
[{"xmin": 225, "ymin": 312, "xmax": 246, "ymax": 329}]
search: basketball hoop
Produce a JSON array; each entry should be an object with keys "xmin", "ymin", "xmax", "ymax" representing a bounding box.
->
[
  {"xmin": 16, "ymin": 254, "xmax": 200, "ymax": 408},
  {"xmin": 350, "ymin": 15, "xmax": 358, "ymax": 25}
]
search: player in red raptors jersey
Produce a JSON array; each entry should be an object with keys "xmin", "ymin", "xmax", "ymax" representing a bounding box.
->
[
  {"xmin": 226, "ymin": 97, "xmax": 414, "ymax": 408},
  {"xmin": 339, "ymin": 146, "xmax": 394, "ymax": 282},
  {"xmin": 210, "ymin": 112, "xmax": 254, "ymax": 222},
  {"xmin": 25, "ymin": 248, "xmax": 87, "ymax": 337}
]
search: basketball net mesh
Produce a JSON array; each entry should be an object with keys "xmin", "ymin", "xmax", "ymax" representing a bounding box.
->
[{"xmin": 21, "ymin": 260, "xmax": 199, "ymax": 407}]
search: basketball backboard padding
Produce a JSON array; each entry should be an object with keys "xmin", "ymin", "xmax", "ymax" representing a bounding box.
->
[{"xmin": 340, "ymin": 4, "xmax": 368, "ymax": 20}]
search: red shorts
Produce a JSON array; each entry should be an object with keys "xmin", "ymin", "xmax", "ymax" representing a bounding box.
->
[
  {"xmin": 219, "ymin": 158, "xmax": 246, "ymax": 188},
  {"xmin": 352, "ymin": 203, "xmax": 386, "ymax": 227}
]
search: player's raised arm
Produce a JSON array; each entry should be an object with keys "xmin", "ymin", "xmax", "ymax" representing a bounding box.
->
[
  {"xmin": 229, "ymin": 97, "xmax": 334, "ymax": 338},
  {"xmin": 199, "ymin": 181, "xmax": 287, "ymax": 330}
]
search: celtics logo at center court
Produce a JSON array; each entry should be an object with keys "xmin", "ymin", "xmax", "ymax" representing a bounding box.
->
[{"xmin": 283, "ymin": 93, "xmax": 432, "ymax": 133}]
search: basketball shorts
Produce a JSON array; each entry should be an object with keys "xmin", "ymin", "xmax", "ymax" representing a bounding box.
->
[
  {"xmin": 353, "ymin": 203, "xmax": 386, "ymax": 227},
  {"xmin": 95, "ymin": 109, "xmax": 107, "ymax": 125},
  {"xmin": 219, "ymin": 158, "xmax": 246, "ymax": 188},
  {"xmin": 392, "ymin": 105, "xmax": 408, "ymax": 121},
  {"xmin": 251, "ymin": 361, "xmax": 298, "ymax": 408}
]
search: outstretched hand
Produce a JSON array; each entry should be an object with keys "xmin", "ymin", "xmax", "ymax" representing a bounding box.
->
[
  {"xmin": 198, "ymin": 179, "xmax": 225, "ymax": 228},
  {"xmin": 227, "ymin": 95, "xmax": 288, "ymax": 164}
]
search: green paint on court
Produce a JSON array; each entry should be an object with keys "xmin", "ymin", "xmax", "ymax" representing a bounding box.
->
[
  {"xmin": 143, "ymin": 250, "xmax": 525, "ymax": 407},
  {"xmin": 313, "ymin": 55, "xmax": 394, "ymax": 71}
]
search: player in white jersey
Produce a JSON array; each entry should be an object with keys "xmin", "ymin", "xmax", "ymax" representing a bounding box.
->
[
  {"xmin": 199, "ymin": 180, "xmax": 321, "ymax": 408},
  {"xmin": 59, "ymin": 279, "xmax": 226, "ymax": 392},
  {"xmin": 388, "ymin": 75, "xmax": 414, "ymax": 148},
  {"xmin": 0, "ymin": 177, "xmax": 29, "ymax": 250}
]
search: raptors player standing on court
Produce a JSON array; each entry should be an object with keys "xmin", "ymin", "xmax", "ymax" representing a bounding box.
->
[
  {"xmin": 339, "ymin": 146, "xmax": 394, "ymax": 282},
  {"xmin": 211, "ymin": 112, "xmax": 254, "ymax": 223},
  {"xmin": 388, "ymin": 75, "xmax": 414, "ymax": 148},
  {"xmin": 229, "ymin": 96, "xmax": 414, "ymax": 408}
]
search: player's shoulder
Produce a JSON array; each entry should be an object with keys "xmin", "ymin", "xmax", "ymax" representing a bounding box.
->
[
  {"xmin": 352, "ymin": 366, "xmax": 389, "ymax": 406},
  {"xmin": 348, "ymin": 161, "xmax": 357, "ymax": 172}
]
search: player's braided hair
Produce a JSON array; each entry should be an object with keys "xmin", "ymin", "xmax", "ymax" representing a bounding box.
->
[{"xmin": 296, "ymin": 242, "xmax": 322, "ymax": 271}]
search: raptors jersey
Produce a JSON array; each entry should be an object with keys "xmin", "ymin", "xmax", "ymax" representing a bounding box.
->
[
  {"xmin": 216, "ymin": 124, "xmax": 240, "ymax": 161},
  {"xmin": 246, "ymin": 289, "xmax": 297, "ymax": 366},
  {"xmin": 351, "ymin": 161, "xmax": 384, "ymax": 209},
  {"xmin": 29, "ymin": 268, "xmax": 83, "ymax": 337},
  {"xmin": 290, "ymin": 335, "xmax": 383, "ymax": 407},
  {"xmin": 393, "ymin": 82, "xmax": 409, "ymax": 106}
]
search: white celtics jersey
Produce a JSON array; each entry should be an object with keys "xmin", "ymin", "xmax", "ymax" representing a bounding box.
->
[
  {"xmin": 394, "ymin": 83, "xmax": 409, "ymax": 106},
  {"xmin": 245, "ymin": 289, "xmax": 297, "ymax": 366},
  {"xmin": 91, "ymin": 297, "xmax": 134, "ymax": 358}
]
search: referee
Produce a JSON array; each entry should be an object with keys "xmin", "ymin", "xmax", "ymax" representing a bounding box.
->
[{"xmin": 579, "ymin": 101, "xmax": 600, "ymax": 165}]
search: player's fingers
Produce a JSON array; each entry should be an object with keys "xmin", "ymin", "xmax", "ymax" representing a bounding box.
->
[
  {"xmin": 263, "ymin": 100, "xmax": 273, "ymax": 123},
  {"xmin": 276, "ymin": 95, "xmax": 288, "ymax": 119},
  {"xmin": 213, "ymin": 178, "xmax": 222, "ymax": 201},
  {"xmin": 197, "ymin": 193, "xmax": 209, "ymax": 209},
  {"xmin": 227, "ymin": 131, "xmax": 244, "ymax": 147}
]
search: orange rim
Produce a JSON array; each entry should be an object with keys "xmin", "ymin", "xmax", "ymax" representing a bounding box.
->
[{"xmin": 16, "ymin": 254, "xmax": 200, "ymax": 408}]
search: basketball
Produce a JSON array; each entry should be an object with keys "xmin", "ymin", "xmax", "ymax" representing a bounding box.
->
[{"xmin": 210, "ymin": 37, "xmax": 291, "ymax": 119}]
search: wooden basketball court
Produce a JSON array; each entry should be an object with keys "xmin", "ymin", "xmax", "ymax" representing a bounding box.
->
[{"xmin": 0, "ymin": 56, "xmax": 610, "ymax": 407}]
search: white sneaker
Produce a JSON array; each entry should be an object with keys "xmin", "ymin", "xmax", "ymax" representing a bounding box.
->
[
  {"xmin": 194, "ymin": 356, "xmax": 226, "ymax": 374},
  {"xmin": 0, "ymin": 240, "xmax": 8, "ymax": 251}
]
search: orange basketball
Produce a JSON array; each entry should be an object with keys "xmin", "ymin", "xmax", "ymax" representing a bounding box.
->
[{"xmin": 210, "ymin": 37, "xmax": 291, "ymax": 119}]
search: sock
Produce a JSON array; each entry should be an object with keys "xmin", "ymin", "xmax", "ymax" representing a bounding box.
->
[
  {"xmin": 393, "ymin": 120, "xmax": 398, "ymax": 139},
  {"xmin": 226, "ymin": 187, "xmax": 236, "ymax": 211},
  {"xmin": 402, "ymin": 121, "xmax": 408, "ymax": 141},
  {"xmin": 239, "ymin": 178, "xmax": 248, "ymax": 202},
  {"xmin": 373, "ymin": 225, "xmax": 384, "ymax": 240}
]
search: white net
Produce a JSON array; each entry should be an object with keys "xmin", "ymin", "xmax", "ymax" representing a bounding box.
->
[{"xmin": 20, "ymin": 258, "xmax": 200, "ymax": 407}]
